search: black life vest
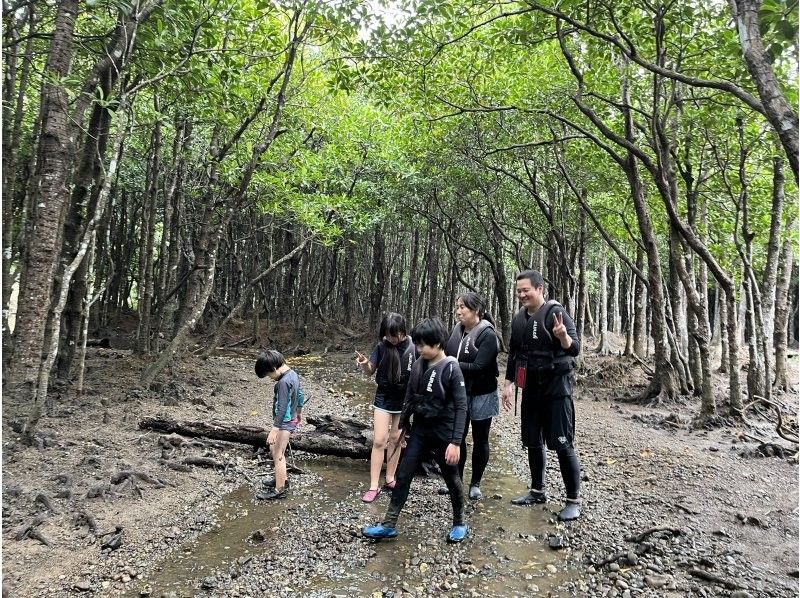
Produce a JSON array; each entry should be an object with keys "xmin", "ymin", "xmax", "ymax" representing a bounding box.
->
[
  {"xmin": 378, "ymin": 337, "xmax": 416, "ymax": 390},
  {"xmin": 404, "ymin": 356, "xmax": 459, "ymax": 419},
  {"xmin": 445, "ymin": 319, "xmax": 500, "ymax": 376},
  {"xmin": 512, "ymin": 301, "xmax": 573, "ymax": 374}
]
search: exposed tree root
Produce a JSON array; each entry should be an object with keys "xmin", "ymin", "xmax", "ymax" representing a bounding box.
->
[
  {"xmin": 687, "ymin": 567, "xmax": 742, "ymax": 590},
  {"xmin": 15, "ymin": 514, "xmax": 51, "ymax": 546},
  {"xmin": 741, "ymin": 395, "xmax": 799, "ymax": 445},
  {"xmin": 625, "ymin": 525, "xmax": 683, "ymax": 543}
]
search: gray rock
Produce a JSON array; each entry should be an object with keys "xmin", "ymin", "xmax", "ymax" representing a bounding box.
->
[{"xmin": 549, "ymin": 535, "xmax": 566, "ymax": 550}]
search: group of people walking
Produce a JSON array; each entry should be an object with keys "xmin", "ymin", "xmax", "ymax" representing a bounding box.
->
[{"xmin": 254, "ymin": 270, "xmax": 583, "ymax": 544}]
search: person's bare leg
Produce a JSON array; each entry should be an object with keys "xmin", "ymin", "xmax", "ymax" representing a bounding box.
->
[
  {"xmin": 385, "ymin": 413, "xmax": 402, "ymax": 484},
  {"xmin": 272, "ymin": 431, "xmax": 291, "ymax": 490},
  {"xmin": 369, "ymin": 409, "xmax": 391, "ymax": 489}
]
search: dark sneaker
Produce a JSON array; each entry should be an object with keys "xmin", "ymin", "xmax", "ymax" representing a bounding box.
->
[
  {"xmin": 511, "ymin": 490, "xmax": 546, "ymax": 505},
  {"xmin": 256, "ymin": 486, "xmax": 288, "ymax": 501},
  {"xmin": 447, "ymin": 524, "xmax": 469, "ymax": 543},
  {"xmin": 558, "ymin": 502, "xmax": 581, "ymax": 521},
  {"xmin": 437, "ymin": 485, "xmax": 450, "ymax": 495},
  {"xmin": 261, "ymin": 477, "xmax": 289, "ymax": 490},
  {"xmin": 362, "ymin": 524, "xmax": 398, "ymax": 539},
  {"xmin": 468, "ymin": 485, "xmax": 482, "ymax": 500}
]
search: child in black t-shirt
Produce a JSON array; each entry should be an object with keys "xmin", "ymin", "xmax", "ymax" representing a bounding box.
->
[{"xmin": 362, "ymin": 318, "xmax": 469, "ymax": 543}]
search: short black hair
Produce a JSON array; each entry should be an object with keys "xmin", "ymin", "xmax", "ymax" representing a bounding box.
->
[
  {"xmin": 255, "ymin": 349, "xmax": 285, "ymax": 378},
  {"xmin": 516, "ymin": 269, "xmax": 544, "ymax": 288},
  {"xmin": 410, "ymin": 318, "xmax": 447, "ymax": 349}
]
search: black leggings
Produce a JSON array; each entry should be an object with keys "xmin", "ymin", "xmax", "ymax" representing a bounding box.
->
[
  {"xmin": 458, "ymin": 418, "xmax": 492, "ymax": 487},
  {"xmin": 383, "ymin": 431, "xmax": 464, "ymax": 527},
  {"xmin": 528, "ymin": 445, "xmax": 580, "ymax": 500}
]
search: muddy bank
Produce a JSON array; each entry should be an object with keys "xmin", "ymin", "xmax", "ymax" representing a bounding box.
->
[{"xmin": 2, "ymin": 348, "xmax": 798, "ymax": 597}]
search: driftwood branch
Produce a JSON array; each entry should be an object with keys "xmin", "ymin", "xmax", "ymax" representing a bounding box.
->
[{"xmin": 139, "ymin": 415, "xmax": 374, "ymax": 459}]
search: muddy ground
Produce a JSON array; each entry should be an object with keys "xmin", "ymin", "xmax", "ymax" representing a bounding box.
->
[{"xmin": 2, "ymin": 327, "xmax": 798, "ymax": 597}]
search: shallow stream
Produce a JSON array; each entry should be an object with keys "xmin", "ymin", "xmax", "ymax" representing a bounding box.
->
[{"xmin": 129, "ymin": 352, "xmax": 579, "ymax": 595}]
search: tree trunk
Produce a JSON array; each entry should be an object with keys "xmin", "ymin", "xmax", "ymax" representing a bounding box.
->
[
  {"xmin": 611, "ymin": 259, "xmax": 621, "ymax": 333},
  {"xmin": 203, "ymin": 237, "xmax": 310, "ymax": 357},
  {"xmin": 576, "ymin": 211, "xmax": 587, "ymax": 338},
  {"xmin": 23, "ymin": 102, "xmax": 128, "ymax": 440},
  {"xmin": 772, "ymin": 224, "xmax": 795, "ymax": 391},
  {"xmin": 596, "ymin": 251, "xmax": 610, "ymax": 354},
  {"xmin": 405, "ymin": 229, "xmax": 420, "ymax": 322},
  {"xmin": 717, "ymin": 289, "xmax": 729, "ymax": 374},
  {"xmin": 729, "ymin": 0, "xmax": 799, "ymax": 181},
  {"xmin": 135, "ymin": 111, "xmax": 162, "ymax": 354},
  {"xmin": 760, "ymin": 154, "xmax": 785, "ymax": 355},
  {"xmin": 2, "ymin": 6, "xmax": 35, "ymax": 342},
  {"xmin": 342, "ymin": 239, "xmax": 356, "ymax": 324},
  {"xmin": 368, "ymin": 225, "xmax": 386, "ymax": 329},
  {"xmin": 632, "ymin": 247, "xmax": 647, "ymax": 357},
  {"xmin": 56, "ymin": 94, "xmax": 114, "ymax": 377},
  {"xmin": 670, "ymin": 228, "xmax": 714, "ymax": 414},
  {"xmin": 142, "ymin": 225, "xmax": 220, "ymax": 388},
  {"xmin": 4, "ymin": 0, "xmax": 79, "ymax": 414}
]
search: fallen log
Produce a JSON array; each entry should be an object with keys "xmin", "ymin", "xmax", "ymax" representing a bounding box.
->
[{"xmin": 139, "ymin": 415, "xmax": 373, "ymax": 459}]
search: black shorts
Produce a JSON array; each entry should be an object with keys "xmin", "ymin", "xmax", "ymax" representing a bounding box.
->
[
  {"xmin": 520, "ymin": 391, "xmax": 575, "ymax": 451},
  {"xmin": 374, "ymin": 390, "xmax": 404, "ymax": 413}
]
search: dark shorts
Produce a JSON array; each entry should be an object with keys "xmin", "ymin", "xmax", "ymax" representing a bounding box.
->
[
  {"xmin": 374, "ymin": 390, "xmax": 404, "ymax": 414},
  {"xmin": 278, "ymin": 419, "xmax": 298, "ymax": 433},
  {"xmin": 520, "ymin": 392, "xmax": 575, "ymax": 451}
]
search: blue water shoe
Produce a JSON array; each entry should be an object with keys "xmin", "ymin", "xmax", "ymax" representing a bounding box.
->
[
  {"xmin": 362, "ymin": 524, "xmax": 398, "ymax": 539},
  {"xmin": 447, "ymin": 524, "xmax": 469, "ymax": 543}
]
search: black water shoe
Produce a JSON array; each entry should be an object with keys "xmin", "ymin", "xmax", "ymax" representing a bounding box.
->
[
  {"xmin": 261, "ymin": 477, "xmax": 289, "ymax": 490},
  {"xmin": 256, "ymin": 486, "xmax": 288, "ymax": 501},
  {"xmin": 438, "ymin": 485, "xmax": 450, "ymax": 495},
  {"xmin": 511, "ymin": 490, "xmax": 546, "ymax": 505}
]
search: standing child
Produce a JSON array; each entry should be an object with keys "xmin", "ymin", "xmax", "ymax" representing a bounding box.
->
[
  {"xmin": 355, "ymin": 313, "xmax": 416, "ymax": 503},
  {"xmin": 254, "ymin": 349, "xmax": 304, "ymax": 501},
  {"xmin": 362, "ymin": 318, "xmax": 469, "ymax": 543}
]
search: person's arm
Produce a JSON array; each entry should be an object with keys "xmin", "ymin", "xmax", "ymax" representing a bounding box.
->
[
  {"xmin": 551, "ymin": 308, "xmax": 581, "ymax": 356},
  {"xmin": 397, "ymin": 378, "xmax": 414, "ymax": 435},
  {"xmin": 502, "ymin": 319, "xmax": 518, "ymax": 410},
  {"xmin": 504, "ymin": 317, "xmax": 518, "ymax": 382},
  {"xmin": 445, "ymin": 363, "xmax": 468, "ymax": 465},
  {"xmin": 448, "ymin": 363, "xmax": 468, "ymax": 445},
  {"xmin": 272, "ymin": 379, "xmax": 291, "ymax": 429},
  {"xmin": 457, "ymin": 329, "xmax": 499, "ymax": 372},
  {"xmin": 355, "ymin": 347, "xmax": 377, "ymax": 375}
]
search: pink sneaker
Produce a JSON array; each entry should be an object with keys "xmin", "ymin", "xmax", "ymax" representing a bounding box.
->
[
  {"xmin": 382, "ymin": 480, "xmax": 396, "ymax": 490},
  {"xmin": 361, "ymin": 488, "xmax": 381, "ymax": 503}
]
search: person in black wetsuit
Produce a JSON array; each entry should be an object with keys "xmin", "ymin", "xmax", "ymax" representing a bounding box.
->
[
  {"xmin": 362, "ymin": 318, "xmax": 469, "ymax": 543},
  {"xmin": 500, "ymin": 270, "xmax": 583, "ymax": 521},
  {"xmin": 355, "ymin": 313, "xmax": 416, "ymax": 503},
  {"xmin": 440, "ymin": 292, "xmax": 500, "ymax": 501}
]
